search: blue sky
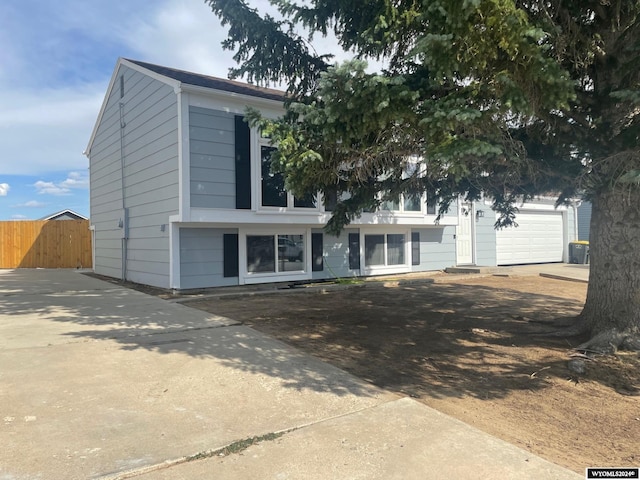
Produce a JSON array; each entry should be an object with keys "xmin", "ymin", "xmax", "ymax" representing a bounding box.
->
[{"xmin": 1, "ymin": 0, "xmax": 326, "ymax": 220}]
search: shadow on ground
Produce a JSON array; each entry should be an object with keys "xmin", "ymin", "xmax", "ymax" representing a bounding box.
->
[
  {"xmin": 183, "ymin": 280, "xmax": 596, "ymax": 401},
  {"xmin": 0, "ymin": 270, "xmax": 378, "ymax": 398}
]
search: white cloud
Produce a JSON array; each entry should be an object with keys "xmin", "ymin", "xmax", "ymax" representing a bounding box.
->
[
  {"xmin": 0, "ymin": 0, "xmax": 357, "ymax": 179},
  {"xmin": 34, "ymin": 181, "xmax": 71, "ymax": 196},
  {"xmin": 59, "ymin": 171, "xmax": 89, "ymax": 189},
  {"xmin": 11, "ymin": 214, "xmax": 28, "ymax": 220},
  {"xmin": 0, "ymin": 86, "xmax": 99, "ymax": 176},
  {"xmin": 14, "ymin": 200, "xmax": 47, "ymax": 208},
  {"xmin": 120, "ymin": 0, "xmax": 361, "ymax": 81},
  {"xmin": 0, "ymin": 183, "xmax": 9, "ymax": 196},
  {"xmin": 121, "ymin": 0, "xmax": 239, "ymax": 78},
  {"xmin": 32, "ymin": 171, "xmax": 88, "ymax": 196}
]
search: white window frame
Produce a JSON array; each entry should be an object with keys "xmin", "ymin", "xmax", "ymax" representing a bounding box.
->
[
  {"xmin": 379, "ymin": 192, "xmax": 426, "ymax": 214},
  {"xmin": 253, "ymin": 132, "xmax": 320, "ymax": 212},
  {"xmin": 239, "ymin": 228, "xmax": 312, "ymax": 284},
  {"xmin": 378, "ymin": 158, "xmax": 428, "ymax": 215},
  {"xmin": 360, "ymin": 228, "xmax": 412, "ymax": 276}
]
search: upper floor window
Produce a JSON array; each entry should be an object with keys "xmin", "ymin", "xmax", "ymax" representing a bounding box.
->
[
  {"xmin": 259, "ymin": 136, "xmax": 317, "ymax": 209},
  {"xmin": 261, "ymin": 146, "xmax": 287, "ymax": 207},
  {"xmin": 380, "ymin": 192, "xmax": 425, "ymax": 213},
  {"xmin": 379, "ymin": 159, "xmax": 427, "ymax": 213}
]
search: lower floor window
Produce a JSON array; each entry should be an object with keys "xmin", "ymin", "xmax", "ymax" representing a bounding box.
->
[
  {"xmin": 247, "ymin": 234, "xmax": 304, "ymax": 273},
  {"xmin": 364, "ymin": 233, "xmax": 406, "ymax": 266}
]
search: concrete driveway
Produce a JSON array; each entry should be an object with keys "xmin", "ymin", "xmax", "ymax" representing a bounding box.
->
[{"xmin": 0, "ymin": 269, "xmax": 580, "ymax": 479}]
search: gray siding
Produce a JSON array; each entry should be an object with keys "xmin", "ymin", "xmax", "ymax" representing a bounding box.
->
[
  {"xmin": 89, "ymin": 65, "xmax": 179, "ymax": 288},
  {"xmin": 180, "ymin": 228, "xmax": 239, "ymax": 288},
  {"xmin": 411, "ymin": 227, "xmax": 457, "ymax": 272},
  {"xmin": 189, "ymin": 107, "xmax": 236, "ymax": 209},
  {"xmin": 474, "ymin": 204, "xmax": 498, "ymax": 266},
  {"xmin": 577, "ymin": 202, "xmax": 591, "ymax": 241},
  {"xmin": 312, "ymin": 228, "xmax": 359, "ymax": 280}
]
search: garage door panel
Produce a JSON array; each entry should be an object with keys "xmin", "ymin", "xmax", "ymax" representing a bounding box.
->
[{"xmin": 496, "ymin": 211, "xmax": 563, "ymax": 265}]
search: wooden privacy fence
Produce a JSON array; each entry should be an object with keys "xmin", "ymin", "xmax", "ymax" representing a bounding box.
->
[{"xmin": 0, "ymin": 220, "xmax": 92, "ymax": 269}]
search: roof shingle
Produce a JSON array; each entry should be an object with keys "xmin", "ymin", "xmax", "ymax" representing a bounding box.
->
[{"xmin": 126, "ymin": 59, "xmax": 286, "ymax": 102}]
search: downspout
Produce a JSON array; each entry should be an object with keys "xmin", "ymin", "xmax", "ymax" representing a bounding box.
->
[{"xmin": 119, "ymin": 101, "xmax": 128, "ymax": 281}]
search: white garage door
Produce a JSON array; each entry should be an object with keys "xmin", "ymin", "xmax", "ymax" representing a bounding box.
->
[{"xmin": 496, "ymin": 211, "xmax": 564, "ymax": 265}]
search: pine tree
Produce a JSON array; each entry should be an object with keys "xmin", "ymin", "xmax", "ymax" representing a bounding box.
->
[{"xmin": 206, "ymin": 0, "xmax": 640, "ymax": 352}]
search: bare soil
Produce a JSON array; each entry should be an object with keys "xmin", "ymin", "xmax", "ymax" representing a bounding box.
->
[{"xmin": 184, "ymin": 274, "xmax": 640, "ymax": 473}]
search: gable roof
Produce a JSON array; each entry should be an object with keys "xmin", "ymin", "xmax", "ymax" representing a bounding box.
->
[
  {"xmin": 125, "ymin": 59, "xmax": 286, "ymax": 102},
  {"xmin": 85, "ymin": 58, "xmax": 286, "ymax": 156},
  {"xmin": 40, "ymin": 209, "xmax": 87, "ymax": 221}
]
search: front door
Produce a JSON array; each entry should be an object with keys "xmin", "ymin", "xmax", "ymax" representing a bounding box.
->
[{"xmin": 456, "ymin": 202, "xmax": 474, "ymax": 265}]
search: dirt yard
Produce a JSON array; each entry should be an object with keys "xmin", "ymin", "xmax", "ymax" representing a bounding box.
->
[{"xmin": 184, "ymin": 274, "xmax": 639, "ymax": 474}]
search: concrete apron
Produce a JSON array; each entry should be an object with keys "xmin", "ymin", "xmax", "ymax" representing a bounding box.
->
[{"xmin": 0, "ymin": 269, "xmax": 580, "ymax": 479}]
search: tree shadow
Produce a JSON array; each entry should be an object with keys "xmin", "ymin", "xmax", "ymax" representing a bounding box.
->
[
  {"xmin": 0, "ymin": 269, "xmax": 381, "ymax": 399},
  {"xmin": 183, "ymin": 280, "xmax": 603, "ymax": 401}
]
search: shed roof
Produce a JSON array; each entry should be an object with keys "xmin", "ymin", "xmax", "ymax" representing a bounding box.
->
[{"xmin": 40, "ymin": 209, "xmax": 87, "ymax": 221}]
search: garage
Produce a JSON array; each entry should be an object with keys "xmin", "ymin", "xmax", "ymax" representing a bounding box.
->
[{"xmin": 496, "ymin": 210, "xmax": 564, "ymax": 265}]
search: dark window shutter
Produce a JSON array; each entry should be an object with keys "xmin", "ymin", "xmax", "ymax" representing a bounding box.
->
[
  {"xmin": 223, "ymin": 234, "xmax": 239, "ymax": 277},
  {"xmin": 411, "ymin": 231, "xmax": 420, "ymax": 265},
  {"xmin": 311, "ymin": 233, "xmax": 323, "ymax": 271},
  {"xmin": 234, "ymin": 116, "xmax": 251, "ymax": 209},
  {"xmin": 348, "ymin": 233, "xmax": 360, "ymax": 270}
]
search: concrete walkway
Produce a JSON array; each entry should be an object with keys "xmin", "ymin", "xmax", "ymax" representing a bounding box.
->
[
  {"xmin": 513, "ymin": 262, "xmax": 589, "ymax": 283},
  {"xmin": 0, "ymin": 269, "xmax": 581, "ymax": 479}
]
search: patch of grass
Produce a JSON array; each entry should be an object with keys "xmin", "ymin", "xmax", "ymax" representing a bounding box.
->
[
  {"xmin": 335, "ymin": 277, "xmax": 364, "ymax": 285},
  {"xmin": 186, "ymin": 431, "xmax": 288, "ymax": 462}
]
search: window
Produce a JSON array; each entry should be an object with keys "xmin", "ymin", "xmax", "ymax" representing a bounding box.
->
[
  {"xmin": 387, "ymin": 234, "xmax": 405, "ymax": 265},
  {"xmin": 379, "ymin": 193, "xmax": 425, "ymax": 213},
  {"xmin": 247, "ymin": 235, "xmax": 275, "ymax": 273},
  {"xmin": 246, "ymin": 234, "xmax": 305, "ymax": 274},
  {"xmin": 293, "ymin": 194, "xmax": 316, "ymax": 208},
  {"xmin": 365, "ymin": 235, "xmax": 385, "ymax": 266},
  {"xmin": 364, "ymin": 233, "xmax": 406, "ymax": 267},
  {"xmin": 380, "ymin": 197, "xmax": 400, "ymax": 211},
  {"xmin": 378, "ymin": 160, "xmax": 426, "ymax": 213},
  {"xmin": 259, "ymin": 137, "xmax": 317, "ymax": 209},
  {"xmin": 404, "ymin": 193, "xmax": 422, "ymax": 212},
  {"xmin": 261, "ymin": 146, "xmax": 287, "ymax": 207},
  {"xmin": 426, "ymin": 200, "xmax": 437, "ymax": 215}
]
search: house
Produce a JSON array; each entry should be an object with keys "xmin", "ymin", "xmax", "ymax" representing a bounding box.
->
[
  {"xmin": 85, "ymin": 58, "xmax": 579, "ymax": 289},
  {"xmin": 40, "ymin": 209, "xmax": 88, "ymax": 221}
]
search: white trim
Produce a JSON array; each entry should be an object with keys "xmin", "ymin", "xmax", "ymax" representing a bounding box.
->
[
  {"xmin": 239, "ymin": 227, "xmax": 312, "ymax": 285},
  {"xmin": 562, "ymin": 209, "xmax": 570, "ymax": 263},
  {"xmin": 253, "ymin": 133, "xmax": 322, "ymax": 213},
  {"xmin": 85, "ymin": 59, "xmax": 123, "ymax": 156},
  {"xmin": 359, "ymin": 227, "xmax": 412, "ymax": 276},
  {"xmin": 89, "ymin": 224, "xmax": 96, "ymax": 272},
  {"xmin": 189, "ymin": 208, "xmax": 457, "ymax": 226},
  {"xmin": 456, "ymin": 201, "xmax": 475, "ymax": 265},
  {"xmin": 169, "ymin": 215, "xmax": 181, "ymax": 289},
  {"xmin": 39, "ymin": 209, "xmax": 88, "ymax": 221},
  {"xmin": 120, "ymin": 59, "xmax": 182, "ymax": 90},
  {"xmin": 85, "ymin": 58, "xmax": 182, "ymax": 155},
  {"xmin": 516, "ymin": 202, "xmax": 569, "ymax": 212},
  {"xmin": 177, "ymin": 89, "xmax": 191, "ymax": 222},
  {"xmin": 183, "ymin": 84, "xmax": 284, "ymax": 112}
]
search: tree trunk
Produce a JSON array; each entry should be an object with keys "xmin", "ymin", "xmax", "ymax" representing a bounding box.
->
[{"xmin": 578, "ymin": 184, "xmax": 640, "ymax": 352}]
